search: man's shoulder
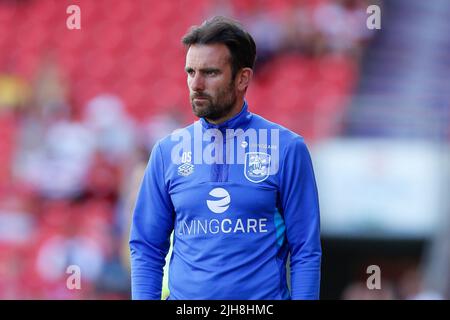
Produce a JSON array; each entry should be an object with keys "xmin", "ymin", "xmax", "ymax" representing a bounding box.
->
[{"xmin": 250, "ymin": 113, "xmax": 306, "ymax": 146}]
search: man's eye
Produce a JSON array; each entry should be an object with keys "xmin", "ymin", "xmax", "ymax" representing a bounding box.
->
[{"xmin": 206, "ymin": 70, "xmax": 217, "ymax": 76}]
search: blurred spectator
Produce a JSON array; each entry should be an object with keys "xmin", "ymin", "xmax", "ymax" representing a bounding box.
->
[
  {"xmin": 311, "ymin": 0, "xmax": 373, "ymax": 57},
  {"xmin": 31, "ymin": 53, "xmax": 70, "ymax": 121},
  {"xmin": 15, "ymin": 116, "xmax": 95, "ymax": 199},
  {"xmin": 341, "ymin": 280, "xmax": 397, "ymax": 300},
  {"xmin": 0, "ymin": 72, "xmax": 30, "ymax": 113},
  {"xmin": 83, "ymin": 94, "xmax": 137, "ymax": 163},
  {"xmin": 238, "ymin": 3, "xmax": 284, "ymax": 68},
  {"xmin": 12, "ymin": 57, "xmax": 95, "ymax": 199},
  {"xmin": 0, "ymin": 193, "xmax": 35, "ymax": 246},
  {"xmin": 280, "ymin": 0, "xmax": 325, "ymax": 56},
  {"xmin": 140, "ymin": 110, "xmax": 184, "ymax": 152},
  {"xmin": 397, "ymin": 267, "xmax": 444, "ymax": 300},
  {"xmin": 0, "ymin": 55, "xmax": 30, "ymax": 114}
]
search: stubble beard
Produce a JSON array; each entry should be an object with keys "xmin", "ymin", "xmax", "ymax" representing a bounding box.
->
[{"xmin": 191, "ymin": 82, "xmax": 237, "ymax": 122}]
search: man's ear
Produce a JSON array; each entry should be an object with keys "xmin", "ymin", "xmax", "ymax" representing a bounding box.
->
[{"xmin": 236, "ymin": 68, "xmax": 253, "ymax": 91}]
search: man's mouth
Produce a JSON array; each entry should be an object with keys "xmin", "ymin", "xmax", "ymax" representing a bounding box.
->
[{"xmin": 193, "ymin": 96, "xmax": 209, "ymax": 102}]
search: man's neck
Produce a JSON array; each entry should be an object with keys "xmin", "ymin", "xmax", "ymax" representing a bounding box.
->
[{"xmin": 205, "ymin": 97, "xmax": 245, "ymax": 125}]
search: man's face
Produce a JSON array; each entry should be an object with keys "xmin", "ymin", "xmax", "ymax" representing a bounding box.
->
[{"xmin": 185, "ymin": 44, "xmax": 237, "ymax": 121}]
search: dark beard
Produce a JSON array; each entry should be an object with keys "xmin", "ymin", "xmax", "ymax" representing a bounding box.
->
[
  {"xmin": 192, "ymin": 96, "xmax": 236, "ymax": 121},
  {"xmin": 191, "ymin": 83, "xmax": 237, "ymax": 121}
]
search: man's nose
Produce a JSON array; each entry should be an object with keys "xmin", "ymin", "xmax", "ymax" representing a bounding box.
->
[{"xmin": 189, "ymin": 73, "xmax": 205, "ymax": 92}]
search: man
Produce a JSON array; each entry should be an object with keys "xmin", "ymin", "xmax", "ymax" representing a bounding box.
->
[{"xmin": 130, "ymin": 16, "xmax": 321, "ymax": 300}]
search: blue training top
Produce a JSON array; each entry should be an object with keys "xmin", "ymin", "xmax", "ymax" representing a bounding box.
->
[{"xmin": 130, "ymin": 101, "xmax": 321, "ymax": 300}]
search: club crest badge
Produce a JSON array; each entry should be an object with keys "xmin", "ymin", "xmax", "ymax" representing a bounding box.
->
[{"xmin": 244, "ymin": 152, "xmax": 271, "ymax": 183}]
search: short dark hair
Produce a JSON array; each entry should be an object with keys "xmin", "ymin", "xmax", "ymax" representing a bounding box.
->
[{"xmin": 182, "ymin": 16, "xmax": 257, "ymax": 79}]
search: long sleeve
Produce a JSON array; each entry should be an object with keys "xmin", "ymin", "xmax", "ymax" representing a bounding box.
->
[
  {"xmin": 279, "ymin": 137, "xmax": 322, "ymax": 300},
  {"xmin": 129, "ymin": 142, "xmax": 175, "ymax": 300}
]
